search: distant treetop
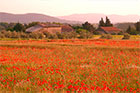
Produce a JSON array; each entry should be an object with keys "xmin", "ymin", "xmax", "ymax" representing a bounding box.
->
[{"xmin": 98, "ymin": 16, "xmax": 113, "ymax": 28}]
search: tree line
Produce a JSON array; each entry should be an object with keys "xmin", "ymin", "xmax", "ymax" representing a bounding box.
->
[
  {"xmin": 126, "ymin": 21, "xmax": 140, "ymax": 35},
  {"xmin": 73, "ymin": 17, "xmax": 140, "ymax": 35},
  {"xmin": 0, "ymin": 17, "xmax": 140, "ymax": 35},
  {"xmin": 0, "ymin": 22, "xmax": 39, "ymax": 32}
]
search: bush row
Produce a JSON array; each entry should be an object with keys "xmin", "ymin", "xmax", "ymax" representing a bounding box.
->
[
  {"xmin": 0, "ymin": 31, "xmax": 93, "ymax": 39},
  {"xmin": 0, "ymin": 31, "xmax": 131, "ymax": 39}
]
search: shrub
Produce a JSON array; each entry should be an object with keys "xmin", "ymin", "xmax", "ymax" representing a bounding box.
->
[
  {"xmin": 29, "ymin": 33, "xmax": 39, "ymax": 39},
  {"xmin": 10, "ymin": 31, "xmax": 20, "ymax": 38},
  {"xmin": 20, "ymin": 32, "xmax": 29, "ymax": 38},
  {"xmin": 111, "ymin": 33, "xmax": 117, "ymax": 35},
  {"xmin": 49, "ymin": 34, "xmax": 58, "ymax": 39},
  {"xmin": 43, "ymin": 32, "xmax": 51, "ymax": 39},
  {"xmin": 5, "ymin": 31, "xmax": 12, "ymax": 38},
  {"xmin": 122, "ymin": 33, "xmax": 130, "ymax": 39},
  {"xmin": 0, "ymin": 32, "xmax": 5, "ymax": 38},
  {"xmin": 29, "ymin": 32, "xmax": 45, "ymax": 39},
  {"xmin": 118, "ymin": 31, "xmax": 124, "ymax": 35},
  {"xmin": 37, "ymin": 33, "xmax": 45, "ymax": 39},
  {"xmin": 78, "ymin": 30, "xmax": 93, "ymax": 39},
  {"xmin": 0, "ymin": 30, "xmax": 7, "ymax": 34},
  {"xmin": 86, "ymin": 32, "xmax": 93, "ymax": 39},
  {"xmin": 0, "ymin": 30, "xmax": 9, "ymax": 38},
  {"xmin": 66, "ymin": 31, "xmax": 77, "ymax": 39},
  {"xmin": 0, "ymin": 31, "xmax": 22, "ymax": 38},
  {"xmin": 56, "ymin": 32, "xmax": 66, "ymax": 39},
  {"xmin": 100, "ymin": 34, "xmax": 113, "ymax": 39},
  {"xmin": 93, "ymin": 31, "xmax": 100, "ymax": 35}
]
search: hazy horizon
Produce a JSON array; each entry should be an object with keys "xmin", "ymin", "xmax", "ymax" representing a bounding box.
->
[{"xmin": 0, "ymin": 0, "xmax": 139, "ymax": 16}]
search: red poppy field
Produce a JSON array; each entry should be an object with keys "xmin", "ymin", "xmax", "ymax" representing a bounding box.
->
[{"xmin": 0, "ymin": 39, "xmax": 140, "ymax": 93}]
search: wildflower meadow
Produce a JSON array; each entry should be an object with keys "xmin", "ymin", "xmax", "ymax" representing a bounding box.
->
[{"xmin": 0, "ymin": 39, "xmax": 140, "ymax": 92}]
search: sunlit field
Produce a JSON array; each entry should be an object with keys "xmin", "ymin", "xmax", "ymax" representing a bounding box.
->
[
  {"xmin": 0, "ymin": 39, "xmax": 140, "ymax": 92},
  {"xmin": 93, "ymin": 35, "xmax": 140, "ymax": 40}
]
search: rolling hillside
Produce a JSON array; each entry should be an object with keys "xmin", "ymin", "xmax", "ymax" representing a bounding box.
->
[{"xmin": 0, "ymin": 12, "xmax": 80, "ymax": 24}]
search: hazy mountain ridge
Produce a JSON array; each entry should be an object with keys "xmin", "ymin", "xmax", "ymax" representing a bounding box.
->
[
  {"xmin": 0, "ymin": 12, "xmax": 139, "ymax": 24},
  {"xmin": 0, "ymin": 12, "xmax": 80, "ymax": 24},
  {"xmin": 58, "ymin": 13, "xmax": 140, "ymax": 23}
]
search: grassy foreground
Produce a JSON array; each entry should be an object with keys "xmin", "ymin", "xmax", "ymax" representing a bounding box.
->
[{"xmin": 0, "ymin": 39, "xmax": 140, "ymax": 93}]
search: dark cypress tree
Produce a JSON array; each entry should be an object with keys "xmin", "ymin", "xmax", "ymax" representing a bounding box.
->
[
  {"xmin": 99, "ymin": 18, "xmax": 105, "ymax": 27},
  {"xmin": 105, "ymin": 16, "xmax": 113, "ymax": 27},
  {"xmin": 135, "ymin": 20, "xmax": 140, "ymax": 31},
  {"xmin": 126, "ymin": 25, "xmax": 131, "ymax": 34}
]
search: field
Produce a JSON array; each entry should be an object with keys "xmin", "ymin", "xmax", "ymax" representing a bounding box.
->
[
  {"xmin": 93, "ymin": 35, "xmax": 140, "ymax": 40},
  {"xmin": 0, "ymin": 39, "xmax": 140, "ymax": 93}
]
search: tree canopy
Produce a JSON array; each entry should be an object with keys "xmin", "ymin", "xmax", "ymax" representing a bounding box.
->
[
  {"xmin": 126, "ymin": 25, "xmax": 139, "ymax": 35},
  {"xmin": 13, "ymin": 23, "xmax": 25, "ymax": 32},
  {"xmin": 99, "ymin": 18, "xmax": 105, "ymax": 27},
  {"xmin": 135, "ymin": 20, "xmax": 140, "ymax": 32},
  {"xmin": 82, "ymin": 21, "xmax": 95, "ymax": 33},
  {"xmin": 98, "ymin": 17, "xmax": 113, "ymax": 27},
  {"xmin": 105, "ymin": 17, "xmax": 113, "ymax": 27}
]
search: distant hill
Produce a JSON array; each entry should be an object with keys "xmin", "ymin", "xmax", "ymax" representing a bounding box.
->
[
  {"xmin": 0, "ymin": 12, "xmax": 80, "ymax": 24},
  {"xmin": 114, "ymin": 23, "xmax": 135, "ymax": 31},
  {"xmin": 58, "ymin": 13, "xmax": 140, "ymax": 23}
]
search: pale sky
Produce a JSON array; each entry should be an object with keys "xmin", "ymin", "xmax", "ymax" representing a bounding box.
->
[{"xmin": 0, "ymin": 0, "xmax": 140, "ymax": 16}]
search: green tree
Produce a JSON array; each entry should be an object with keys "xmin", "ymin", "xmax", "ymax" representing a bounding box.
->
[
  {"xmin": 99, "ymin": 18, "xmax": 105, "ymax": 27},
  {"xmin": 13, "ymin": 23, "xmax": 25, "ymax": 32},
  {"xmin": 0, "ymin": 22, "xmax": 9, "ymax": 28},
  {"xmin": 126, "ymin": 26, "xmax": 138, "ymax": 35},
  {"xmin": 6, "ymin": 23, "xmax": 16, "ymax": 31},
  {"xmin": 72, "ymin": 25, "xmax": 83, "ymax": 30},
  {"xmin": 105, "ymin": 17, "xmax": 113, "ymax": 27},
  {"xmin": 0, "ymin": 22, "xmax": 9, "ymax": 31},
  {"xmin": 82, "ymin": 22, "xmax": 95, "ymax": 33},
  {"xmin": 26, "ymin": 22, "xmax": 39, "ymax": 28},
  {"xmin": 76, "ymin": 29, "xmax": 93, "ymax": 39}
]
